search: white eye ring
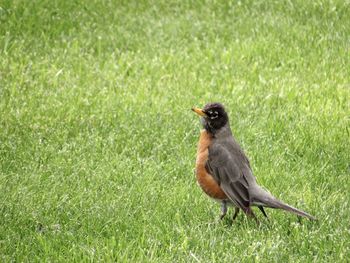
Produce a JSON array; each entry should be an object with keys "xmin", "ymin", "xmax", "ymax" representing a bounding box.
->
[{"xmin": 208, "ymin": 110, "xmax": 218, "ymax": 119}]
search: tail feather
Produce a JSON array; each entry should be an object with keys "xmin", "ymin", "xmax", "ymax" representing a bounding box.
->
[
  {"xmin": 252, "ymin": 188, "xmax": 316, "ymax": 220},
  {"xmin": 270, "ymin": 199, "xmax": 316, "ymax": 220}
]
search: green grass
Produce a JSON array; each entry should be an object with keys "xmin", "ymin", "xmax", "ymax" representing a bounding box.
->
[{"xmin": 1, "ymin": 0, "xmax": 349, "ymax": 261}]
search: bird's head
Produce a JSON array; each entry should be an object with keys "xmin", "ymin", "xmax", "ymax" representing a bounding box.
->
[{"xmin": 192, "ymin": 102, "xmax": 229, "ymax": 134}]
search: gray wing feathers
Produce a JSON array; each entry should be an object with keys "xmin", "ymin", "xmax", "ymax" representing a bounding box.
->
[{"xmin": 208, "ymin": 142, "xmax": 252, "ymax": 210}]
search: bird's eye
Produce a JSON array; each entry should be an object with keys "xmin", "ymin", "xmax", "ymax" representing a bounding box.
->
[{"xmin": 210, "ymin": 111, "xmax": 219, "ymax": 119}]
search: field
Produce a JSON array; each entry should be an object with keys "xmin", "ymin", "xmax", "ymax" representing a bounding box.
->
[{"xmin": 0, "ymin": 0, "xmax": 349, "ymax": 261}]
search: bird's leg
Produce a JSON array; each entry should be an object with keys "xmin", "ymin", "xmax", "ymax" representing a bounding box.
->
[
  {"xmin": 258, "ymin": 206, "xmax": 268, "ymax": 218},
  {"xmin": 220, "ymin": 200, "xmax": 227, "ymax": 220},
  {"xmin": 245, "ymin": 208, "xmax": 259, "ymax": 225},
  {"xmin": 232, "ymin": 207, "xmax": 240, "ymax": 220}
]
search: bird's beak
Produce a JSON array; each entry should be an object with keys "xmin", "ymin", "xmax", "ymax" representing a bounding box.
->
[{"xmin": 191, "ymin": 107, "xmax": 207, "ymax": 117}]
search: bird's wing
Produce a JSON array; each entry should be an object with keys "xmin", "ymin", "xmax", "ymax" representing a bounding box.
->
[{"xmin": 207, "ymin": 142, "xmax": 252, "ymax": 210}]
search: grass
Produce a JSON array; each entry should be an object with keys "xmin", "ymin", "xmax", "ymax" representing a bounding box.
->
[{"xmin": 0, "ymin": 0, "xmax": 349, "ymax": 261}]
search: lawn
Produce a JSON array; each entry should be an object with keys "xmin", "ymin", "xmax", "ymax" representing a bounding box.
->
[{"xmin": 0, "ymin": 0, "xmax": 349, "ymax": 261}]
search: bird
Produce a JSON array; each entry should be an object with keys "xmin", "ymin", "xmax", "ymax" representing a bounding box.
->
[{"xmin": 192, "ymin": 102, "xmax": 316, "ymax": 223}]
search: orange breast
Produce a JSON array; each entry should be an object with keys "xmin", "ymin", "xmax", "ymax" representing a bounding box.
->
[{"xmin": 195, "ymin": 130, "xmax": 227, "ymax": 200}]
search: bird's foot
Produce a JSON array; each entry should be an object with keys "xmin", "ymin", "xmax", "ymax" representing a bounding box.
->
[{"xmin": 232, "ymin": 207, "xmax": 240, "ymax": 220}]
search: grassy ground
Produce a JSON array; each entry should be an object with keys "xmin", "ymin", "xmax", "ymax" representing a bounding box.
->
[{"xmin": 1, "ymin": 0, "xmax": 349, "ymax": 261}]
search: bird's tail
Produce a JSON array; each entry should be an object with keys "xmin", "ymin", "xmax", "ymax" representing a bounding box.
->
[{"xmin": 252, "ymin": 188, "xmax": 316, "ymax": 220}]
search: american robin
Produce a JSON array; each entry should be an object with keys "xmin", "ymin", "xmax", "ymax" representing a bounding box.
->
[{"xmin": 192, "ymin": 102, "xmax": 316, "ymax": 222}]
